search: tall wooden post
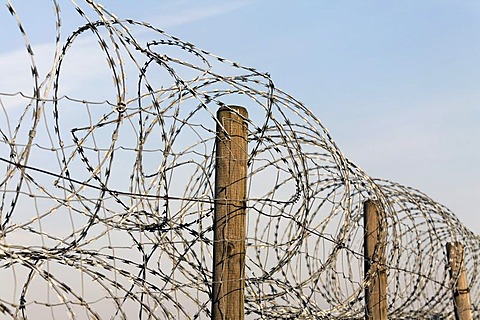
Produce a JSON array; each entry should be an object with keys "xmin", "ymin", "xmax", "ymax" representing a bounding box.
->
[
  {"xmin": 364, "ymin": 200, "xmax": 387, "ymax": 320},
  {"xmin": 212, "ymin": 106, "xmax": 248, "ymax": 320},
  {"xmin": 447, "ymin": 242, "xmax": 472, "ymax": 320}
]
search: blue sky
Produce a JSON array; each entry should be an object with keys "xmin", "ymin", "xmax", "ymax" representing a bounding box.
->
[{"xmin": 1, "ymin": 0, "xmax": 479, "ymax": 233}]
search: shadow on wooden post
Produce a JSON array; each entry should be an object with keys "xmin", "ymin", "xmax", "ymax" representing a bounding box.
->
[
  {"xmin": 364, "ymin": 200, "xmax": 387, "ymax": 320},
  {"xmin": 212, "ymin": 106, "xmax": 248, "ymax": 320},
  {"xmin": 447, "ymin": 242, "xmax": 472, "ymax": 320}
]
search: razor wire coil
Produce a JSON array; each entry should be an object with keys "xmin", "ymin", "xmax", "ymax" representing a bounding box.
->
[{"xmin": 0, "ymin": 1, "xmax": 478, "ymax": 319}]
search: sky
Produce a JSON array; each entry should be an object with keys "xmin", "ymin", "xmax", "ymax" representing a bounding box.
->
[{"xmin": 0, "ymin": 0, "xmax": 479, "ymax": 233}]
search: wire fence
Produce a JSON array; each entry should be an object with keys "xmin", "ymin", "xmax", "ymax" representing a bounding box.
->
[{"xmin": 0, "ymin": 1, "xmax": 478, "ymax": 319}]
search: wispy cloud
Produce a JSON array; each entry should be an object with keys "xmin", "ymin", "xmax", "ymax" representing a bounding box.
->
[
  {"xmin": 0, "ymin": 37, "xmax": 111, "ymax": 101},
  {"xmin": 0, "ymin": 1, "xmax": 253, "ymax": 104},
  {"xmin": 146, "ymin": 1, "xmax": 251, "ymax": 28}
]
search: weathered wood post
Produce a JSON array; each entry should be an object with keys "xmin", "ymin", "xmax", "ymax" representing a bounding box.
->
[
  {"xmin": 447, "ymin": 242, "xmax": 472, "ymax": 320},
  {"xmin": 364, "ymin": 200, "xmax": 387, "ymax": 320},
  {"xmin": 212, "ymin": 106, "xmax": 248, "ymax": 320}
]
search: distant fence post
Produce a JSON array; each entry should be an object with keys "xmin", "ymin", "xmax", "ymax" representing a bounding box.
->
[
  {"xmin": 212, "ymin": 106, "xmax": 248, "ymax": 320},
  {"xmin": 446, "ymin": 242, "xmax": 472, "ymax": 320},
  {"xmin": 364, "ymin": 200, "xmax": 387, "ymax": 320}
]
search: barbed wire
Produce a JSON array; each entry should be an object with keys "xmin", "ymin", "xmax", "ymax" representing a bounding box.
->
[{"xmin": 0, "ymin": 1, "xmax": 478, "ymax": 319}]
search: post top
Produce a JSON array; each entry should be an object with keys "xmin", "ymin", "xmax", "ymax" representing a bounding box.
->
[{"xmin": 217, "ymin": 105, "xmax": 248, "ymax": 118}]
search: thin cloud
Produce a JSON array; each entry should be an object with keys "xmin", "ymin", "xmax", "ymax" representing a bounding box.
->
[
  {"xmin": 0, "ymin": 1, "xmax": 253, "ymax": 105},
  {"xmin": 0, "ymin": 37, "xmax": 109, "ymax": 101},
  {"xmin": 147, "ymin": 1, "xmax": 251, "ymax": 28}
]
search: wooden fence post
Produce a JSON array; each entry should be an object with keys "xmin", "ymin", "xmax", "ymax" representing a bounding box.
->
[
  {"xmin": 364, "ymin": 200, "xmax": 387, "ymax": 320},
  {"xmin": 447, "ymin": 242, "xmax": 472, "ymax": 320},
  {"xmin": 212, "ymin": 106, "xmax": 248, "ymax": 320}
]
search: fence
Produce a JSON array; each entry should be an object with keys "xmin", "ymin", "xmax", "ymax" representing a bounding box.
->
[{"xmin": 0, "ymin": 1, "xmax": 478, "ymax": 319}]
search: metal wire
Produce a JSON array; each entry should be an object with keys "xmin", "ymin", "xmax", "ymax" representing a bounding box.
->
[{"xmin": 0, "ymin": 1, "xmax": 478, "ymax": 319}]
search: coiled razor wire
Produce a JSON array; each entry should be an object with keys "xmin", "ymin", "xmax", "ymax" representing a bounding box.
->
[{"xmin": 0, "ymin": 1, "xmax": 478, "ymax": 319}]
